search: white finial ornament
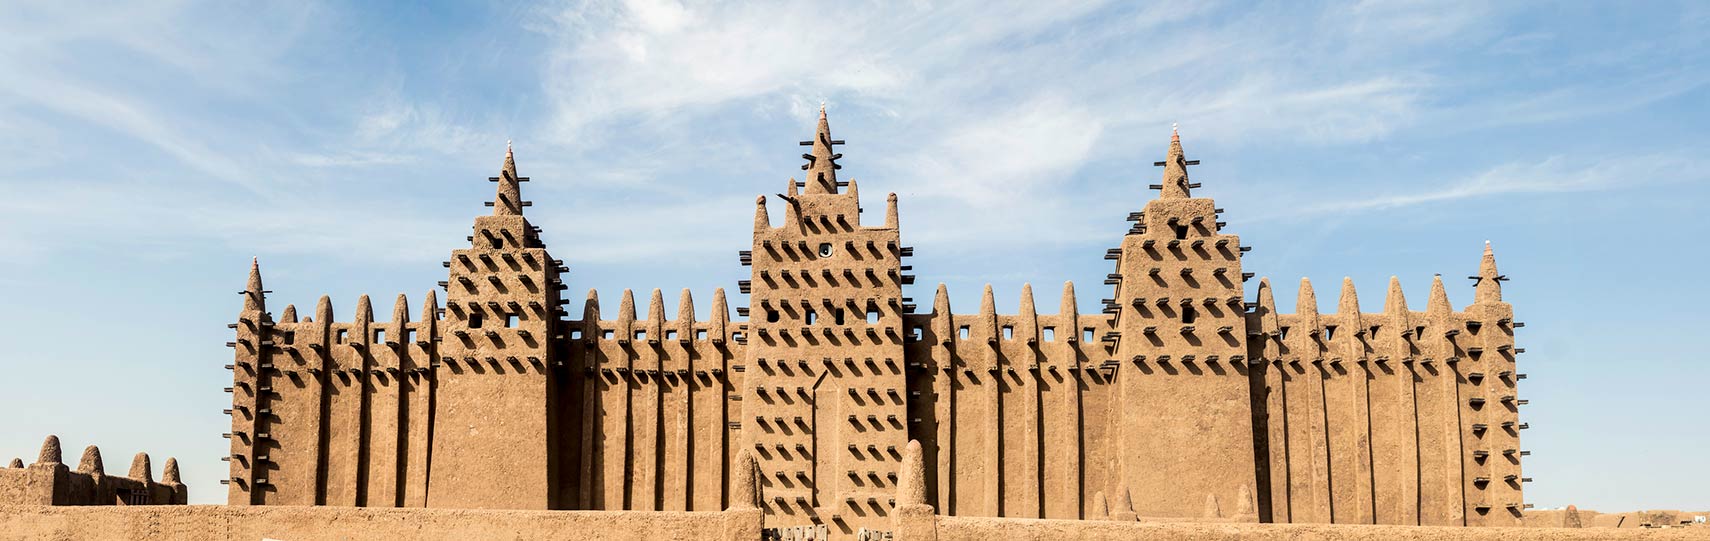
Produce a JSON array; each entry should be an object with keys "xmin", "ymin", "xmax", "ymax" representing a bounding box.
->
[{"xmin": 1172, "ymin": 122, "xmax": 1179, "ymax": 135}]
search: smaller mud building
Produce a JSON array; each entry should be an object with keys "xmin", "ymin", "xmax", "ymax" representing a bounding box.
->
[{"xmin": 226, "ymin": 110, "xmax": 1526, "ymax": 535}]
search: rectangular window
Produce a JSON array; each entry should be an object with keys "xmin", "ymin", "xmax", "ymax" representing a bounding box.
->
[
  {"xmin": 403, "ymin": 329, "xmax": 415, "ymax": 343},
  {"xmin": 666, "ymin": 330, "xmax": 678, "ymax": 341},
  {"xmin": 468, "ymin": 314, "xmax": 483, "ymax": 328},
  {"xmin": 1042, "ymin": 327, "xmax": 1055, "ymax": 342},
  {"xmin": 336, "ymin": 329, "xmax": 348, "ymax": 343},
  {"xmin": 910, "ymin": 327, "xmax": 922, "ymax": 342},
  {"xmin": 1279, "ymin": 326, "xmax": 1290, "ymax": 340},
  {"xmin": 1083, "ymin": 328, "xmax": 1094, "ymax": 342},
  {"xmin": 374, "ymin": 329, "xmax": 386, "ymax": 342},
  {"xmin": 696, "ymin": 330, "xmax": 708, "ymax": 340},
  {"xmin": 867, "ymin": 309, "xmax": 880, "ymax": 324},
  {"xmin": 283, "ymin": 331, "xmax": 295, "ymax": 345},
  {"xmin": 834, "ymin": 308, "xmax": 846, "ymax": 325},
  {"xmin": 1324, "ymin": 325, "xmax": 1337, "ymax": 342},
  {"xmin": 806, "ymin": 310, "xmax": 818, "ymax": 325},
  {"xmin": 1182, "ymin": 306, "xmax": 1196, "ymax": 324},
  {"xmin": 635, "ymin": 330, "xmax": 646, "ymax": 341},
  {"xmin": 1002, "ymin": 326, "xmax": 1014, "ymax": 340},
  {"xmin": 571, "ymin": 329, "xmax": 583, "ymax": 339},
  {"xmin": 505, "ymin": 314, "xmax": 519, "ymax": 328},
  {"xmin": 958, "ymin": 326, "xmax": 969, "ymax": 340},
  {"xmin": 601, "ymin": 329, "xmax": 613, "ymax": 339}
]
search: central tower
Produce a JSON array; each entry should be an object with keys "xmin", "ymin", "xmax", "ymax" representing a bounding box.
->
[{"xmin": 744, "ymin": 108, "xmax": 911, "ymax": 534}]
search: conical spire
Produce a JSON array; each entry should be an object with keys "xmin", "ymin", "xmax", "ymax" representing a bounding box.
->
[
  {"xmin": 163, "ymin": 457, "xmax": 182, "ymax": 484},
  {"xmin": 730, "ymin": 449, "xmax": 760, "ymax": 510},
  {"xmin": 978, "ymin": 284, "xmax": 997, "ymax": 344},
  {"xmin": 1337, "ymin": 277, "xmax": 1364, "ymax": 358},
  {"xmin": 243, "ymin": 257, "xmax": 265, "ymax": 313},
  {"xmin": 392, "ymin": 294, "xmax": 411, "ymax": 327},
  {"xmin": 1060, "ymin": 281, "xmax": 1080, "ymax": 343},
  {"xmin": 898, "ymin": 440, "xmax": 927, "ymax": 506},
  {"xmin": 315, "ymin": 295, "xmax": 334, "ymax": 326},
  {"xmin": 37, "ymin": 435, "xmax": 61, "ymax": 465},
  {"xmin": 616, "ymin": 289, "xmax": 636, "ymax": 344},
  {"xmin": 676, "ymin": 289, "xmax": 695, "ymax": 343},
  {"xmin": 1018, "ymin": 283, "xmax": 1040, "ymax": 349},
  {"xmin": 885, "ymin": 192, "xmax": 899, "ymax": 229},
  {"xmin": 802, "ymin": 104, "xmax": 842, "ymax": 194},
  {"xmin": 1475, "ymin": 241, "xmax": 1503, "ymax": 304},
  {"xmin": 1255, "ymin": 279, "xmax": 1280, "ymax": 360},
  {"xmin": 932, "ymin": 284, "xmax": 953, "ymax": 346},
  {"xmin": 355, "ymin": 294, "xmax": 374, "ymax": 331},
  {"xmin": 1296, "ymin": 278, "xmax": 1320, "ymax": 358},
  {"xmin": 1383, "ymin": 276, "xmax": 1409, "ymax": 315},
  {"xmin": 7, "ymin": 458, "xmax": 20, "ymax": 469},
  {"xmin": 753, "ymin": 196, "xmax": 770, "ymax": 231},
  {"xmin": 582, "ymin": 289, "xmax": 602, "ymax": 340},
  {"xmin": 128, "ymin": 452, "xmax": 153, "ymax": 482},
  {"xmin": 77, "ymin": 445, "xmax": 103, "ymax": 474},
  {"xmin": 420, "ymin": 289, "xmax": 439, "ymax": 329},
  {"xmin": 709, "ymin": 288, "xmax": 728, "ymax": 344},
  {"xmin": 1090, "ymin": 491, "xmax": 1110, "ymax": 520},
  {"xmin": 1427, "ymin": 275, "xmax": 1452, "ymax": 317},
  {"xmin": 281, "ymin": 304, "xmax": 298, "ymax": 323},
  {"xmin": 1159, "ymin": 124, "xmax": 1192, "ymax": 199},
  {"xmin": 646, "ymin": 289, "xmax": 665, "ymax": 343},
  {"xmin": 493, "ymin": 141, "xmax": 523, "ymax": 216}
]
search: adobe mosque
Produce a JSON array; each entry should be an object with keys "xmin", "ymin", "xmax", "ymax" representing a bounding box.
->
[{"xmin": 213, "ymin": 109, "xmax": 1526, "ymax": 535}]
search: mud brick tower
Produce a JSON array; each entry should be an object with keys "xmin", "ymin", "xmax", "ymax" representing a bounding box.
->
[{"xmin": 227, "ymin": 109, "xmax": 1527, "ymax": 537}]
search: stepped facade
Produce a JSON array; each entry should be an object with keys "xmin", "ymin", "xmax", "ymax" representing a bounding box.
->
[{"xmin": 225, "ymin": 110, "xmax": 1526, "ymax": 536}]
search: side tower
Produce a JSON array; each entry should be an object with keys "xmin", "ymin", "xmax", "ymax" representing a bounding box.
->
[
  {"xmin": 1104, "ymin": 128, "xmax": 1256, "ymax": 517},
  {"xmin": 428, "ymin": 144, "xmax": 566, "ymax": 508},
  {"xmin": 1464, "ymin": 243, "xmax": 1525, "ymax": 524},
  {"xmin": 744, "ymin": 108, "xmax": 913, "ymax": 534},
  {"xmin": 226, "ymin": 258, "xmax": 271, "ymax": 504}
]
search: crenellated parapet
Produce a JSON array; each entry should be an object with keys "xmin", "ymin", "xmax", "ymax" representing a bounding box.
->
[
  {"xmin": 1249, "ymin": 243, "xmax": 1526, "ymax": 526},
  {"xmin": 0, "ymin": 436, "xmax": 185, "ymax": 505}
]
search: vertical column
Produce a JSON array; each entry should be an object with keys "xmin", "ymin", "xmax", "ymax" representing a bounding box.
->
[
  {"xmin": 1326, "ymin": 278, "xmax": 1374, "ymax": 524},
  {"xmin": 400, "ymin": 290, "xmax": 438, "ymax": 507}
]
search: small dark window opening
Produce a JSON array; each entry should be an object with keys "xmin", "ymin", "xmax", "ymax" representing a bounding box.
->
[
  {"xmin": 1002, "ymin": 326, "xmax": 1014, "ymax": 340},
  {"xmin": 1083, "ymin": 328, "xmax": 1095, "ymax": 342},
  {"xmin": 818, "ymin": 243, "xmax": 833, "ymax": 258},
  {"xmin": 468, "ymin": 313, "xmax": 484, "ymax": 328},
  {"xmin": 1324, "ymin": 325, "xmax": 1337, "ymax": 342},
  {"xmin": 806, "ymin": 310, "xmax": 818, "ymax": 325},
  {"xmin": 696, "ymin": 330, "xmax": 707, "ymax": 340},
  {"xmin": 959, "ymin": 326, "xmax": 970, "ymax": 340},
  {"xmin": 767, "ymin": 310, "xmax": 780, "ymax": 323},
  {"xmin": 910, "ymin": 327, "xmax": 922, "ymax": 341},
  {"xmin": 866, "ymin": 309, "xmax": 880, "ymax": 324},
  {"xmin": 1042, "ymin": 327, "xmax": 1055, "ymax": 342},
  {"xmin": 283, "ymin": 331, "xmax": 295, "ymax": 345},
  {"xmin": 336, "ymin": 329, "xmax": 348, "ymax": 343},
  {"xmin": 1415, "ymin": 326, "xmax": 1426, "ymax": 338},
  {"xmin": 1279, "ymin": 326, "xmax": 1290, "ymax": 340},
  {"xmin": 834, "ymin": 308, "xmax": 846, "ymax": 325},
  {"xmin": 374, "ymin": 329, "xmax": 386, "ymax": 342},
  {"xmin": 505, "ymin": 314, "xmax": 519, "ymax": 328},
  {"xmin": 1174, "ymin": 224, "xmax": 1189, "ymax": 239},
  {"xmin": 490, "ymin": 237, "xmax": 502, "ymax": 249},
  {"xmin": 601, "ymin": 329, "xmax": 614, "ymax": 339},
  {"xmin": 635, "ymin": 330, "xmax": 646, "ymax": 341},
  {"xmin": 1182, "ymin": 306, "xmax": 1196, "ymax": 324},
  {"xmin": 666, "ymin": 330, "xmax": 678, "ymax": 341},
  {"xmin": 571, "ymin": 329, "xmax": 583, "ymax": 339}
]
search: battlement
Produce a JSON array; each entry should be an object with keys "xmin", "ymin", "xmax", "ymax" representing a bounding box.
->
[{"xmin": 0, "ymin": 435, "xmax": 185, "ymax": 506}]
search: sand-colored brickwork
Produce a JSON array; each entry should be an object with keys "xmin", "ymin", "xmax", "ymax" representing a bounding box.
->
[
  {"xmin": 223, "ymin": 111, "xmax": 1530, "ymax": 537},
  {"xmin": 0, "ymin": 436, "xmax": 185, "ymax": 506}
]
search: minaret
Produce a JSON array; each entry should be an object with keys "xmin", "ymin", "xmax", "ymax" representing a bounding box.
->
[
  {"xmin": 430, "ymin": 142, "xmax": 564, "ymax": 509},
  {"xmin": 744, "ymin": 107, "xmax": 906, "ymax": 530},
  {"xmin": 1106, "ymin": 126, "xmax": 1253, "ymax": 518},
  {"xmin": 1466, "ymin": 241, "xmax": 1522, "ymax": 524},
  {"xmin": 228, "ymin": 257, "xmax": 270, "ymax": 505},
  {"xmin": 1475, "ymin": 241, "xmax": 1502, "ymax": 304}
]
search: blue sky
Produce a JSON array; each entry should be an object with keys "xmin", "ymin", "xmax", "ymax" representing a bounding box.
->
[{"xmin": 1, "ymin": 1, "xmax": 1706, "ymax": 511}]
